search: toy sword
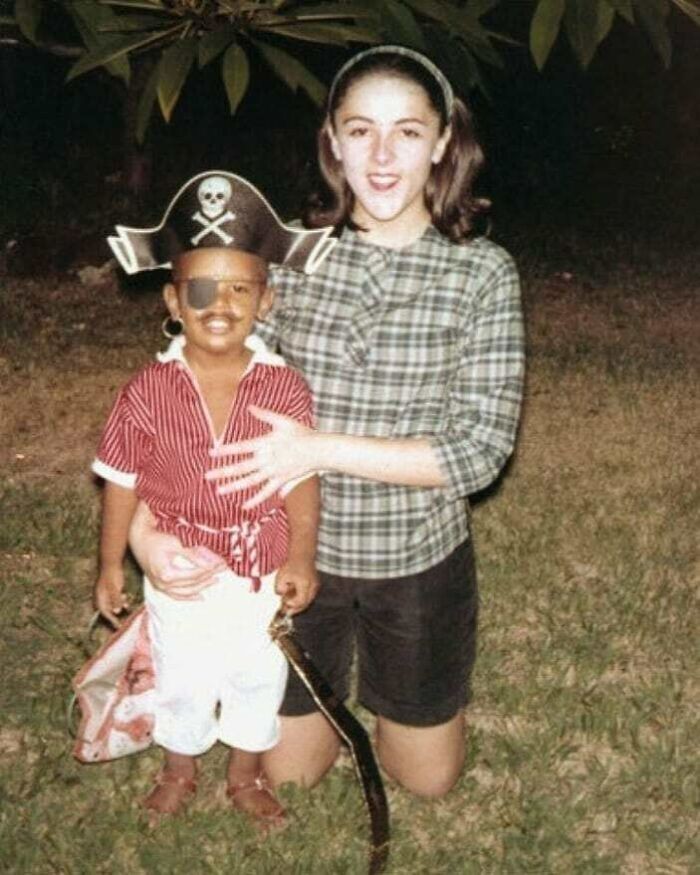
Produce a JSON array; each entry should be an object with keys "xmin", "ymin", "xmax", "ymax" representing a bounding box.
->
[{"xmin": 269, "ymin": 610, "xmax": 390, "ymax": 874}]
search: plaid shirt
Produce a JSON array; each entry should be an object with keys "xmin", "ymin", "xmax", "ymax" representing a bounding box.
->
[{"xmin": 261, "ymin": 225, "xmax": 524, "ymax": 578}]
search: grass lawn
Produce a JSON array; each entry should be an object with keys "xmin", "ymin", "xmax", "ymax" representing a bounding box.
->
[{"xmin": 1, "ymin": 240, "xmax": 698, "ymax": 874}]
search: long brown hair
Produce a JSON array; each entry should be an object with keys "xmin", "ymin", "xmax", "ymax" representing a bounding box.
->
[{"xmin": 303, "ymin": 50, "xmax": 488, "ymax": 243}]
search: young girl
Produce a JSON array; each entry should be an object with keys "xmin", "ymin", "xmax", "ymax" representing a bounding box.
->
[
  {"xmin": 80, "ymin": 172, "xmax": 335, "ymax": 825},
  {"xmin": 131, "ymin": 47, "xmax": 525, "ymax": 800}
]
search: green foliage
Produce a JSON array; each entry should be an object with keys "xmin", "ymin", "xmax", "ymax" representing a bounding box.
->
[
  {"xmin": 13, "ymin": 0, "xmax": 42, "ymax": 41},
  {"xmin": 634, "ymin": 0, "xmax": 673, "ymax": 66},
  {"xmin": 66, "ymin": 0, "xmax": 131, "ymax": 82},
  {"xmin": 254, "ymin": 38, "xmax": 327, "ymax": 105},
  {"xmin": 529, "ymin": 0, "xmax": 694, "ymax": 69},
  {"xmin": 221, "ymin": 41, "xmax": 249, "ymax": 114},
  {"xmin": 156, "ymin": 34, "xmax": 197, "ymax": 120},
  {"xmin": 530, "ymin": 0, "xmax": 566, "ymax": 70},
  {"xmin": 3, "ymin": 0, "xmax": 502, "ymax": 141},
  {"xmin": 3, "ymin": 0, "xmax": 699, "ymax": 139}
]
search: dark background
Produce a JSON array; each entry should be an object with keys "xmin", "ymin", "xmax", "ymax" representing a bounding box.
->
[{"xmin": 1, "ymin": 11, "xmax": 698, "ymax": 275}]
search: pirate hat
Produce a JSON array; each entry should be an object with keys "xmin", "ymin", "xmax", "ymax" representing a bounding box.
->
[{"xmin": 108, "ymin": 171, "xmax": 336, "ymax": 275}]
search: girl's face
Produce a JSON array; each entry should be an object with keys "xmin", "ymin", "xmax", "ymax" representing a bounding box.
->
[
  {"xmin": 164, "ymin": 248, "xmax": 273, "ymax": 361},
  {"xmin": 329, "ymin": 73, "xmax": 451, "ymax": 245}
]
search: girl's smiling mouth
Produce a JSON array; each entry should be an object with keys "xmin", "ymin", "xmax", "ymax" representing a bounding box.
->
[{"xmin": 368, "ymin": 174, "xmax": 400, "ymax": 191}]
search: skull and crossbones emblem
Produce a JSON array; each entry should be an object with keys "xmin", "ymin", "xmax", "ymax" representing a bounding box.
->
[{"xmin": 191, "ymin": 176, "xmax": 236, "ymax": 245}]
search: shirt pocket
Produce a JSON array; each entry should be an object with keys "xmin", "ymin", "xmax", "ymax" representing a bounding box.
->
[{"xmin": 372, "ymin": 317, "xmax": 463, "ymax": 393}]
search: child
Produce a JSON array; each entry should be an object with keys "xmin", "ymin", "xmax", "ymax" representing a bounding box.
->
[{"xmin": 79, "ymin": 172, "xmax": 336, "ymax": 826}]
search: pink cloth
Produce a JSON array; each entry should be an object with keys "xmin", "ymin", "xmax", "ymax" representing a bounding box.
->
[{"xmin": 72, "ymin": 607, "xmax": 156, "ymax": 762}]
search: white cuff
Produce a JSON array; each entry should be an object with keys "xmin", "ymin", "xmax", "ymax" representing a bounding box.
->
[{"xmin": 92, "ymin": 458, "xmax": 137, "ymax": 489}]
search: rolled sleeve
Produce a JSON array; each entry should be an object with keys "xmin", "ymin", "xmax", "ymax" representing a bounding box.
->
[
  {"xmin": 430, "ymin": 254, "xmax": 525, "ymax": 499},
  {"xmin": 91, "ymin": 458, "xmax": 137, "ymax": 488}
]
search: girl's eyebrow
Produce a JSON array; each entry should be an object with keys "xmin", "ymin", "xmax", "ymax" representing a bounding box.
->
[{"xmin": 340, "ymin": 115, "xmax": 429, "ymax": 126}]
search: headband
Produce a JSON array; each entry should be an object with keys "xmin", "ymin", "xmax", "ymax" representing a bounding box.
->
[
  {"xmin": 108, "ymin": 171, "xmax": 337, "ymax": 276},
  {"xmin": 327, "ymin": 45, "xmax": 455, "ymax": 120}
]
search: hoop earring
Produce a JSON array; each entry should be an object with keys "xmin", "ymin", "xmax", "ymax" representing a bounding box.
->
[{"xmin": 162, "ymin": 315, "xmax": 184, "ymax": 339}]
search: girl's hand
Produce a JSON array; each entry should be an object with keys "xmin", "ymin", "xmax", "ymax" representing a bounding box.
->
[
  {"xmin": 147, "ymin": 544, "xmax": 227, "ymax": 600},
  {"xmin": 207, "ymin": 406, "xmax": 316, "ymax": 509},
  {"xmin": 275, "ymin": 558, "xmax": 320, "ymax": 615},
  {"xmin": 94, "ymin": 569, "xmax": 129, "ymax": 628},
  {"xmin": 128, "ymin": 502, "xmax": 226, "ymax": 600}
]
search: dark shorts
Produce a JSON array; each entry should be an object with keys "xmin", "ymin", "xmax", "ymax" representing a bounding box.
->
[{"xmin": 280, "ymin": 539, "xmax": 479, "ymax": 727}]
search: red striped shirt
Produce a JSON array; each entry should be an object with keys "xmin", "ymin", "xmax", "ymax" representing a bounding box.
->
[{"xmin": 93, "ymin": 337, "xmax": 314, "ymax": 581}]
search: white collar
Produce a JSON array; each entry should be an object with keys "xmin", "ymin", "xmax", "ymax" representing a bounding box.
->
[{"xmin": 157, "ymin": 332, "xmax": 285, "ymax": 368}]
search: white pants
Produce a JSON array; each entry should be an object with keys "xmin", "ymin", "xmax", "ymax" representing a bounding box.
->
[{"xmin": 144, "ymin": 569, "xmax": 287, "ymax": 756}]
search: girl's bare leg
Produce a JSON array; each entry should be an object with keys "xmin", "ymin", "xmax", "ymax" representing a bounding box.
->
[
  {"xmin": 375, "ymin": 711, "xmax": 465, "ymax": 798},
  {"xmin": 262, "ymin": 711, "xmax": 464, "ymax": 798},
  {"xmin": 261, "ymin": 713, "xmax": 341, "ymax": 788}
]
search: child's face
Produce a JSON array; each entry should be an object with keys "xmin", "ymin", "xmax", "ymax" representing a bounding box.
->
[{"xmin": 164, "ymin": 248, "xmax": 274, "ymax": 358}]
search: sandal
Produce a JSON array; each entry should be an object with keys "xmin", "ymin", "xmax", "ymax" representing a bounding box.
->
[
  {"xmin": 227, "ymin": 774, "xmax": 287, "ymax": 832},
  {"xmin": 142, "ymin": 770, "xmax": 198, "ymax": 820}
]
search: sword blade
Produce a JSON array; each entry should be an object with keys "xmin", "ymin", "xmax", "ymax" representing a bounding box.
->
[{"xmin": 269, "ymin": 610, "xmax": 390, "ymax": 874}]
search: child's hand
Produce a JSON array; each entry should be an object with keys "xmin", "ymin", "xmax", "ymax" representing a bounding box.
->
[
  {"xmin": 275, "ymin": 558, "xmax": 319, "ymax": 615},
  {"xmin": 94, "ymin": 568, "xmax": 129, "ymax": 629}
]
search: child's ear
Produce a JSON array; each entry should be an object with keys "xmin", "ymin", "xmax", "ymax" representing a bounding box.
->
[
  {"xmin": 256, "ymin": 285, "xmax": 275, "ymax": 321},
  {"xmin": 163, "ymin": 283, "xmax": 180, "ymax": 317}
]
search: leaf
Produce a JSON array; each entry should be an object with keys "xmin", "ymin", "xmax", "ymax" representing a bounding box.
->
[
  {"xmin": 66, "ymin": 27, "xmax": 179, "ymax": 82},
  {"xmin": 135, "ymin": 60, "xmax": 159, "ymax": 143},
  {"xmin": 670, "ymin": 0, "xmax": 700, "ymax": 27},
  {"xmin": 460, "ymin": 0, "xmax": 502, "ymax": 27},
  {"xmin": 430, "ymin": 27, "xmax": 483, "ymax": 96},
  {"xmin": 157, "ymin": 36, "xmax": 197, "ymax": 122},
  {"xmin": 14, "ymin": 0, "xmax": 42, "ymax": 43},
  {"xmin": 400, "ymin": 0, "xmax": 456, "ymax": 22},
  {"xmin": 101, "ymin": 0, "xmax": 167, "ymax": 9},
  {"xmin": 257, "ymin": 21, "xmax": 377, "ymax": 44},
  {"xmin": 274, "ymin": 2, "xmax": 377, "ymax": 20},
  {"xmin": 95, "ymin": 15, "xmax": 172, "ymax": 33},
  {"xmin": 65, "ymin": 0, "xmax": 132, "ymax": 82},
  {"xmin": 468, "ymin": 0, "xmax": 502, "ymax": 16},
  {"xmin": 380, "ymin": 0, "xmax": 428, "ymax": 49},
  {"xmin": 564, "ymin": 0, "xmax": 615, "ymax": 68},
  {"xmin": 401, "ymin": 0, "xmax": 500, "ymax": 57},
  {"xmin": 634, "ymin": 0, "xmax": 672, "ymax": 65},
  {"xmin": 602, "ymin": 0, "xmax": 635, "ymax": 24},
  {"xmin": 401, "ymin": 0, "xmax": 488, "ymax": 34},
  {"xmin": 254, "ymin": 40, "xmax": 327, "ymax": 106},
  {"xmin": 67, "ymin": 3, "xmax": 125, "ymax": 44},
  {"xmin": 222, "ymin": 42, "xmax": 250, "ymax": 114},
  {"xmin": 463, "ymin": 28, "xmax": 504, "ymax": 67},
  {"xmin": 530, "ymin": 0, "xmax": 566, "ymax": 70},
  {"xmin": 198, "ymin": 26, "xmax": 237, "ymax": 68}
]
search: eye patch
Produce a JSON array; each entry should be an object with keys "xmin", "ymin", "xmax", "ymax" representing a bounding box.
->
[
  {"xmin": 180, "ymin": 277, "xmax": 263, "ymax": 310},
  {"xmin": 182, "ymin": 277, "xmax": 219, "ymax": 309}
]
